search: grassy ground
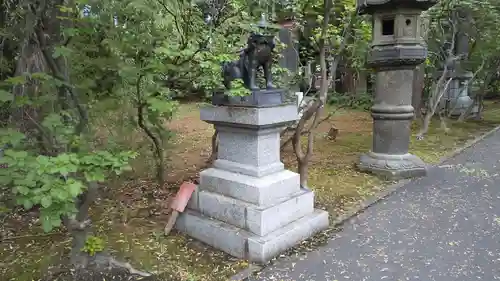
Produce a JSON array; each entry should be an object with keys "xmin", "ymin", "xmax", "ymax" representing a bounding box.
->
[{"xmin": 2, "ymin": 101, "xmax": 500, "ymax": 281}]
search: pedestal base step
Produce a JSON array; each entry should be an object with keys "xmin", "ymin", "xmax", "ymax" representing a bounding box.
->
[
  {"xmin": 175, "ymin": 209, "xmax": 328, "ymax": 264},
  {"xmin": 197, "ymin": 189, "xmax": 315, "ymax": 236}
]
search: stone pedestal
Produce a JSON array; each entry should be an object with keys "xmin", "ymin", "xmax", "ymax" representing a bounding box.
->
[
  {"xmin": 447, "ymin": 79, "xmax": 473, "ymax": 117},
  {"xmin": 438, "ymin": 70, "xmax": 475, "ymax": 117},
  {"xmin": 358, "ymin": 69, "xmax": 427, "ymax": 179},
  {"xmin": 175, "ymin": 104, "xmax": 328, "ymax": 263}
]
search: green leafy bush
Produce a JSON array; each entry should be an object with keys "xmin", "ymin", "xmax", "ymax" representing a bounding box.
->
[
  {"xmin": 0, "ymin": 126, "xmax": 136, "ymax": 232},
  {"xmin": 328, "ymin": 92, "xmax": 373, "ymax": 111},
  {"xmin": 82, "ymin": 236, "xmax": 105, "ymax": 256}
]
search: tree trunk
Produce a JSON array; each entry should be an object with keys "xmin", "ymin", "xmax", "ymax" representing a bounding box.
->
[
  {"xmin": 419, "ymin": 113, "xmax": 432, "ymax": 139},
  {"xmin": 298, "ymin": 160, "xmax": 308, "ymax": 187},
  {"xmin": 207, "ymin": 127, "xmax": 218, "ymax": 164},
  {"xmin": 69, "ymin": 223, "xmax": 90, "ymax": 267},
  {"xmin": 36, "ymin": 2, "xmax": 97, "ymax": 268},
  {"xmin": 475, "ymin": 95, "xmax": 485, "ymax": 120},
  {"xmin": 417, "ymin": 75, "xmax": 453, "ymax": 138},
  {"xmin": 343, "ymin": 67, "xmax": 356, "ymax": 95},
  {"xmin": 356, "ymin": 70, "xmax": 368, "ymax": 95},
  {"xmin": 65, "ymin": 182, "xmax": 98, "ymax": 268}
]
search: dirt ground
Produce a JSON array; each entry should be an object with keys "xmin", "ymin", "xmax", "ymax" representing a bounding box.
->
[
  {"xmin": 163, "ymin": 103, "xmax": 373, "ymax": 184},
  {"xmin": 2, "ymin": 101, "xmax": 500, "ymax": 281},
  {"xmin": 39, "ymin": 268, "xmax": 166, "ymax": 281}
]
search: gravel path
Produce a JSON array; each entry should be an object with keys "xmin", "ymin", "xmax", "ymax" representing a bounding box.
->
[{"xmin": 249, "ymin": 129, "xmax": 500, "ymax": 281}]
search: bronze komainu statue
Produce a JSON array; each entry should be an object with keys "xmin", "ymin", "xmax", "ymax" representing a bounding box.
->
[{"xmin": 221, "ymin": 33, "xmax": 276, "ymax": 91}]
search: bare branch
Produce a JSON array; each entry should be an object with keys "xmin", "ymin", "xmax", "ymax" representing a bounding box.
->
[
  {"xmin": 108, "ymin": 258, "xmax": 152, "ymax": 277},
  {"xmin": 416, "ymin": 17, "xmax": 460, "ymax": 140},
  {"xmin": 281, "ymin": 113, "xmax": 332, "ymax": 150}
]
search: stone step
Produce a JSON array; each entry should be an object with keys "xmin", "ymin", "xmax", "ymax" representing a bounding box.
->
[
  {"xmin": 247, "ymin": 209, "xmax": 328, "ymax": 263},
  {"xmin": 175, "ymin": 208, "xmax": 329, "ymax": 264},
  {"xmin": 199, "ymin": 168, "xmax": 300, "ymax": 206},
  {"xmin": 196, "ymin": 189, "xmax": 314, "ymax": 236}
]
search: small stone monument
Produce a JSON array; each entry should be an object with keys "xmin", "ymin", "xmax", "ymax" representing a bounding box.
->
[
  {"xmin": 356, "ymin": 0, "xmax": 437, "ymax": 179},
  {"xmin": 278, "ymin": 20, "xmax": 300, "ymax": 88},
  {"xmin": 175, "ymin": 16, "xmax": 329, "ymax": 263},
  {"xmin": 438, "ymin": 9, "xmax": 477, "ymax": 117}
]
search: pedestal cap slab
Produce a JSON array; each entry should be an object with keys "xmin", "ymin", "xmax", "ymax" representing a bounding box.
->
[
  {"xmin": 200, "ymin": 104, "xmax": 298, "ymax": 128},
  {"xmin": 212, "ymin": 89, "xmax": 287, "ymax": 108},
  {"xmin": 434, "ymin": 69, "xmax": 474, "ymax": 80}
]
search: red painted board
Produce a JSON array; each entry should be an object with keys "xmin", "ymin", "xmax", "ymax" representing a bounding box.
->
[{"xmin": 170, "ymin": 182, "xmax": 196, "ymax": 212}]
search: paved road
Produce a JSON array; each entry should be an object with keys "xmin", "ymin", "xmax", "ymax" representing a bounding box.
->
[{"xmin": 250, "ymin": 129, "xmax": 500, "ymax": 281}]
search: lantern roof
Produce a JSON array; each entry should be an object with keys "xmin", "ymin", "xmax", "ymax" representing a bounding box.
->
[{"xmin": 357, "ymin": 0, "xmax": 437, "ymax": 15}]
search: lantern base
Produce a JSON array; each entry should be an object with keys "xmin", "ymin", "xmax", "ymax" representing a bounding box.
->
[{"xmin": 358, "ymin": 152, "xmax": 427, "ymax": 180}]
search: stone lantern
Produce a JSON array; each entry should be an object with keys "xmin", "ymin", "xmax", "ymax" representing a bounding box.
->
[{"xmin": 357, "ymin": 0, "xmax": 437, "ymax": 179}]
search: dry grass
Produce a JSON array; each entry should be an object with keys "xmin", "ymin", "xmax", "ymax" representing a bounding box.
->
[{"xmin": 2, "ymin": 101, "xmax": 500, "ymax": 281}]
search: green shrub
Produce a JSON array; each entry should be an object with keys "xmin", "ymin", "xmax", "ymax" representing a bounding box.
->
[{"xmin": 328, "ymin": 92, "xmax": 373, "ymax": 111}]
